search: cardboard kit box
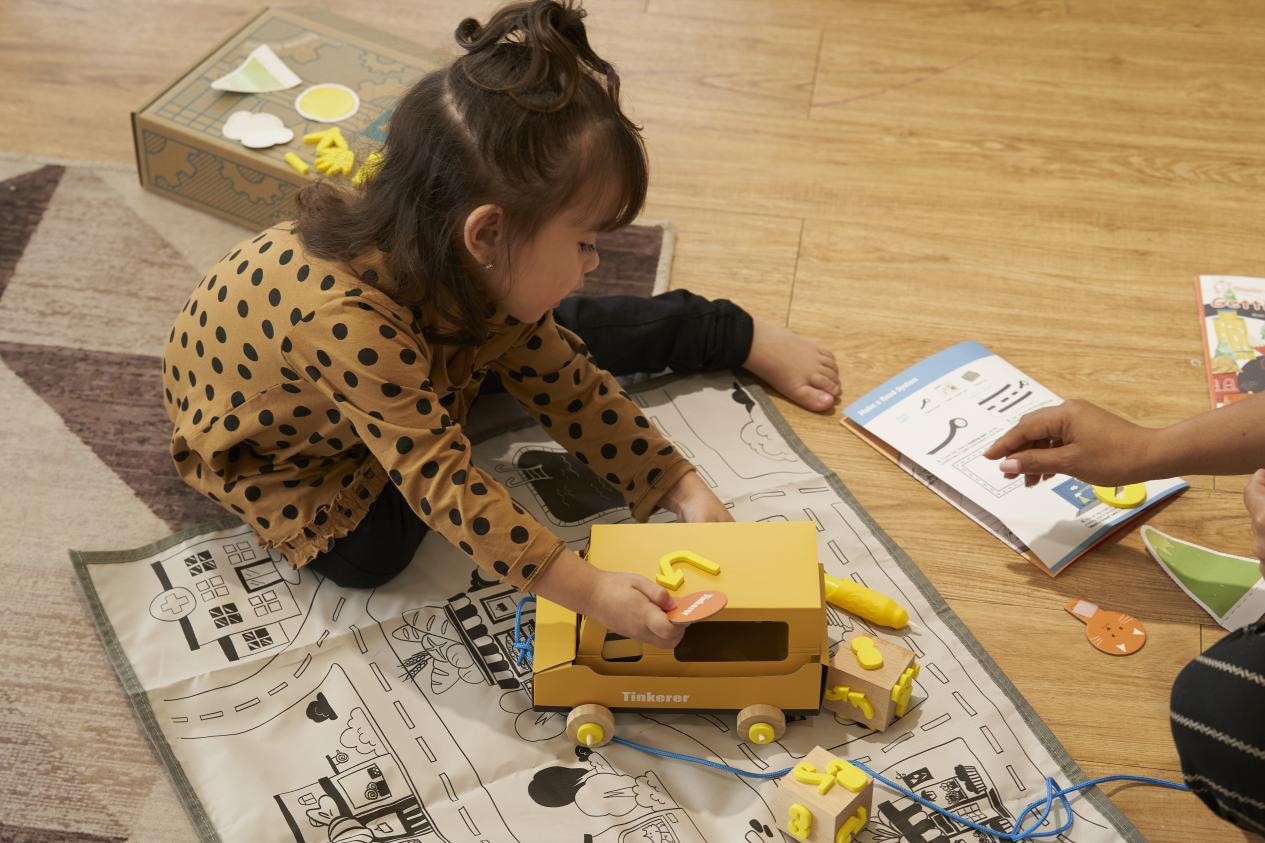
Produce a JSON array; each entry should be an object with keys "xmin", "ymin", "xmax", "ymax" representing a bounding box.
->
[{"xmin": 132, "ymin": 7, "xmax": 448, "ymax": 229}]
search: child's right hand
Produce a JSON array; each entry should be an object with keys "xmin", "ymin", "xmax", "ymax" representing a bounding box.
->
[
  {"xmin": 1243, "ymin": 469, "xmax": 1265, "ymax": 578},
  {"xmin": 983, "ymin": 399, "xmax": 1157, "ymax": 486},
  {"xmin": 583, "ymin": 571, "xmax": 685, "ymax": 650}
]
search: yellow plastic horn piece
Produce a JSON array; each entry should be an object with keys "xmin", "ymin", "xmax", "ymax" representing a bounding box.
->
[
  {"xmin": 283, "ymin": 152, "xmax": 310, "ymax": 175},
  {"xmin": 850, "ymin": 636, "xmax": 885, "ymax": 670},
  {"xmin": 823, "ymin": 573, "xmax": 909, "ymax": 629},
  {"xmin": 1092, "ymin": 483, "xmax": 1147, "ymax": 509},
  {"xmin": 890, "ymin": 663, "xmax": 919, "ymax": 717},
  {"xmin": 836, "ymin": 806, "xmax": 868, "ymax": 843},
  {"xmin": 655, "ymin": 549, "xmax": 721, "ymax": 590},
  {"xmin": 575, "ymin": 723, "xmax": 604, "ymax": 747},
  {"xmin": 749, "ymin": 723, "xmax": 775, "ymax": 745},
  {"xmin": 786, "ymin": 803, "xmax": 813, "ymax": 841}
]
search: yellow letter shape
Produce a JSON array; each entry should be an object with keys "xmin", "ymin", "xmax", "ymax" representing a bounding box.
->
[
  {"xmin": 825, "ymin": 759, "xmax": 869, "ymax": 794},
  {"xmin": 890, "ymin": 663, "xmax": 920, "ymax": 717},
  {"xmin": 836, "ymin": 806, "xmax": 868, "ymax": 843},
  {"xmin": 826, "ymin": 685, "xmax": 874, "ymax": 720},
  {"xmin": 786, "ymin": 803, "xmax": 812, "ymax": 841},
  {"xmin": 656, "ymin": 550, "xmax": 720, "ymax": 590},
  {"xmin": 850, "ymin": 636, "xmax": 884, "ymax": 670}
]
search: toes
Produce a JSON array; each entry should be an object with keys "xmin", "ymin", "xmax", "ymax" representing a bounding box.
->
[
  {"xmin": 794, "ymin": 385, "xmax": 837, "ymax": 413},
  {"xmin": 809, "ymin": 371, "xmax": 841, "ymax": 396},
  {"xmin": 818, "ymin": 348, "xmax": 839, "ymax": 371}
]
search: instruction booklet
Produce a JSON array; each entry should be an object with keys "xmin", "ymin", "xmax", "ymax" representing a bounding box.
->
[{"xmin": 842, "ymin": 341, "xmax": 1189, "ymax": 575}]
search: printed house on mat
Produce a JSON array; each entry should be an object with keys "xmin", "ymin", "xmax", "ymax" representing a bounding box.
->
[
  {"xmin": 149, "ymin": 539, "xmax": 300, "ymax": 661},
  {"xmin": 532, "ymin": 521, "xmax": 830, "ymax": 743}
]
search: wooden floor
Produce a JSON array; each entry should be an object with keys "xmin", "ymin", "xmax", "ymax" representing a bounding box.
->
[{"xmin": 6, "ymin": 1, "xmax": 1264, "ymax": 840}]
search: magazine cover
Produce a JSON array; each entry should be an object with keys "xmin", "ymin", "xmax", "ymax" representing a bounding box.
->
[{"xmin": 1197, "ymin": 275, "xmax": 1265, "ymax": 408}]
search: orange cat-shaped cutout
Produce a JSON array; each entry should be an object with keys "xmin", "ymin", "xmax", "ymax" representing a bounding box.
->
[{"xmin": 1064, "ymin": 596, "xmax": 1146, "ymax": 656}]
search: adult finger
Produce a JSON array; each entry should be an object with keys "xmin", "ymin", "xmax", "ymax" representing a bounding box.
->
[{"xmin": 983, "ymin": 406, "xmax": 1070, "ymax": 460}]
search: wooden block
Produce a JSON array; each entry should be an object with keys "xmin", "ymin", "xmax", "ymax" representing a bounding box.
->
[
  {"xmin": 769, "ymin": 745, "xmax": 873, "ymax": 843},
  {"xmin": 823, "ymin": 634, "xmax": 918, "ymax": 731}
]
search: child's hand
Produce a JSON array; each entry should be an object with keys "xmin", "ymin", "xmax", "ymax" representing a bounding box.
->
[
  {"xmin": 1243, "ymin": 469, "xmax": 1265, "ymax": 578},
  {"xmin": 983, "ymin": 399, "xmax": 1156, "ymax": 486},
  {"xmin": 659, "ymin": 471, "xmax": 734, "ymax": 522},
  {"xmin": 584, "ymin": 571, "xmax": 685, "ymax": 649}
]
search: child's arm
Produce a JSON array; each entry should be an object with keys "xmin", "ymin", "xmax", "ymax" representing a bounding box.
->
[
  {"xmin": 284, "ymin": 298, "xmax": 682, "ymax": 647},
  {"xmin": 984, "ymin": 393, "xmax": 1265, "ymax": 484},
  {"xmin": 491, "ymin": 314, "xmax": 727, "ymax": 522},
  {"xmin": 1243, "ymin": 470, "xmax": 1265, "ymax": 576}
]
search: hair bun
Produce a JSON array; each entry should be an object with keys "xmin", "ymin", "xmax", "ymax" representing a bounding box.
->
[{"xmin": 455, "ymin": 0, "xmax": 618, "ymax": 113}]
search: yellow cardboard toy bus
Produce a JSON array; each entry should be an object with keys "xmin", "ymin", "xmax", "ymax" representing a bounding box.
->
[{"xmin": 531, "ymin": 520, "xmax": 831, "ymax": 747}]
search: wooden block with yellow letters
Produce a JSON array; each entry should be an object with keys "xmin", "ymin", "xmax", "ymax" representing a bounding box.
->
[{"xmin": 770, "ymin": 745, "xmax": 872, "ymax": 843}]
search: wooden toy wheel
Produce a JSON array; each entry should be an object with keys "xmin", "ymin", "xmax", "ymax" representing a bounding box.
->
[
  {"xmin": 566, "ymin": 704, "xmax": 615, "ymax": 748},
  {"xmin": 736, "ymin": 704, "xmax": 785, "ymax": 745}
]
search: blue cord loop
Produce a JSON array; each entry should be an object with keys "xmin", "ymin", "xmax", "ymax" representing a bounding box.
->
[
  {"xmin": 609, "ymin": 735, "xmax": 1189, "ymax": 841},
  {"xmin": 512, "ymin": 595, "xmax": 536, "ymax": 669}
]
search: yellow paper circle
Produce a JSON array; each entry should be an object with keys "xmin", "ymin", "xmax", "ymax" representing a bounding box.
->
[{"xmin": 294, "ymin": 83, "xmax": 360, "ymax": 123}]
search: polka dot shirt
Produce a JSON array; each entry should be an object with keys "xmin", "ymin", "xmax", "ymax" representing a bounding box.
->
[{"xmin": 162, "ymin": 225, "xmax": 693, "ymax": 590}]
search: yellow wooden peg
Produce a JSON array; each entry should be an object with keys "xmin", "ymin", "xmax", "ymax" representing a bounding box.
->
[
  {"xmin": 786, "ymin": 803, "xmax": 813, "ymax": 841},
  {"xmin": 283, "ymin": 152, "xmax": 309, "ymax": 175},
  {"xmin": 823, "ymin": 573, "xmax": 908, "ymax": 628},
  {"xmin": 655, "ymin": 549, "xmax": 721, "ymax": 590},
  {"xmin": 850, "ymin": 636, "xmax": 884, "ymax": 670}
]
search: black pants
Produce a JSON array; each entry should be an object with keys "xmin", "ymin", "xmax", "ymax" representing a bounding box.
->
[
  {"xmin": 308, "ymin": 290, "xmax": 753, "ymax": 588},
  {"xmin": 1169, "ymin": 620, "xmax": 1265, "ymax": 836}
]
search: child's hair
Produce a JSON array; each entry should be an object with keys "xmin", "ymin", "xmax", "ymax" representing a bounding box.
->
[{"xmin": 293, "ymin": 0, "xmax": 648, "ymax": 344}]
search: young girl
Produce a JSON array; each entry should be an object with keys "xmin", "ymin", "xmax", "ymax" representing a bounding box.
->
[
  {"xmin": 985, "ymin": 398, "xmax": 1265, "ymax": 836},
  {"xmin": 162, "ymin": 0, "xmax": 839, "ymax": 651}
]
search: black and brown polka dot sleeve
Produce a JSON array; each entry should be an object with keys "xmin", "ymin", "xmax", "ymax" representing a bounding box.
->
[
  {"xmin": 282, "ymin": 296, "xmax": 566, "ymax": 590},
  {"xmin": 491, "ymin": 314, "xmax": 695, "ymax": 521}
]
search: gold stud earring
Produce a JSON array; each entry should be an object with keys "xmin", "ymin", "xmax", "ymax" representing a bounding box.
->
[{"xmin": 483, "ymin": 262, "xmax": 494, "ymax": 270}]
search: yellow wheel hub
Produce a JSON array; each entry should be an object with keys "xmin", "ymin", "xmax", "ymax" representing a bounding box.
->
[
  {"xmin": 749, "ymin": 723, "xmax": 775, "ymax": 744},
  {"xmin": 575, "ymin": 723, "xmax": 605, "ymax": 747}
]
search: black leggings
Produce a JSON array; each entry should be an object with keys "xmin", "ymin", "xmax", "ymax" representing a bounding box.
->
[
  {"xmin": 308, "ymin": 289, "xmax": 753, "ymax": 588},
  {"xmin": 1169, "ymin": 620, "xmax": 1265, "ymax": 836}
]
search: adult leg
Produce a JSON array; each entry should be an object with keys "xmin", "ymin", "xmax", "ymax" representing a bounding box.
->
[
  {"xmin": 307, "ymin": 482, "xmax": 429, "ymax": 589},
  {"xmin": 1169, "ymin": 620, "xmax": 1265, "ymax": 835}
]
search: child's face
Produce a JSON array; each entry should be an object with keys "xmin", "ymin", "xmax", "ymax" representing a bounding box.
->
[{"xmin": 496, "ymin": 209, "xmax": 601, "ymax": 323}]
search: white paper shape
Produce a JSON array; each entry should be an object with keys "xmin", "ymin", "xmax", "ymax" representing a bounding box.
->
[
  {"xmin": 222, "ymin": 111, "xmax": 294, "ymax": 149},
  {"xmin": 211, "ymin": 44, "xmax": 301, "ymax": 93}
]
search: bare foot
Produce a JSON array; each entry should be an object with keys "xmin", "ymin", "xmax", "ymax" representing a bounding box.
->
[{"xmin": 743, "ymin": 318, "xmax": 840, "ymax": 412}]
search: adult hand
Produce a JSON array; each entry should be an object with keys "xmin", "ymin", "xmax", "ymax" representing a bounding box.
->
[{"xmin": 983, "ymin": 399, "xmax": 1157, "ymax": 487}]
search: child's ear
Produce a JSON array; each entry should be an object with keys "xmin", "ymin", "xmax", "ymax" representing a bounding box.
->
[{"xmin": 463, "ymin": 204, "xmax": 504, "ymax": 267}]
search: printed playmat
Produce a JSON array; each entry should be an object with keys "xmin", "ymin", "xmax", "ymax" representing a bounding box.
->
[{"xmin": 72, "ymin": 373, "xmax": 1144, "ymax": 843}]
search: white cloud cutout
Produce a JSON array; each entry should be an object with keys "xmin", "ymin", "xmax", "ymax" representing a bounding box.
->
[{"xmin": 222, "ymin": 110, "xmax": 294, "ymax": 149}]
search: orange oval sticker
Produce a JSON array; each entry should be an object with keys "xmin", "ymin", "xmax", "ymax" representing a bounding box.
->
[{"xmin": 666, "ymin": 591, "xmax": 728, "ymax": 624}]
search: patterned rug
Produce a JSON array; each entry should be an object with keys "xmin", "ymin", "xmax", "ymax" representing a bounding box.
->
[{"xmin": 0, "ymin": 155, "xmax": 673, "ymax": 843}]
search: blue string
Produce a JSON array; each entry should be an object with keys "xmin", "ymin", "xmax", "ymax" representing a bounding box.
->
[
  {"xmin": 512, "ymin": 595, "xmax": 535, "ymax": 669},
  {"xmin": 610, "ymin": 735, "xmax": 1190, "ymax": 841},
  {"xmin": 512, "ymin": 599, "xmax": 1189, "ymax": 839}
]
